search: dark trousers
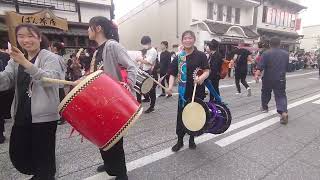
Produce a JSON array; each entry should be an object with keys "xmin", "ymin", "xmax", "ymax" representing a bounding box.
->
[
  {"xmin": 160, "ymin": 72, "xmax": 169, "ymax": 94},
  {"xmin": 319, "ymin": 66, "xmax": 320, "ymax": 76},
  {"xmin": 261, "ymin": 79, "xmax": 287, "ymax": 114},
  {"xmin": 228, "ymin": 68, "xmax": 232, "ymax": 77},
  {"xmin": 176, "ymin": 104, "xmax": 194, "ymax": 140},
  {"xmin": 0, "ymin": 89, "xmax": 14, "ymax": 134},
  {"xmin": 100, "ymin": 138, "xmax": 127, "ymax": 177},
  {"xmin": 9, "ymin": 121, "xmax": 57, "ymax": 179},
  {"xmin": 209, "ymin": 78, "xmax": 220, "ymax": 102},
  {"xmin": 235, "ymin": 73, "xmax": 250, "ymax": 93},
  {"xmin": 136, "ymin": 70, "xmax": 157, "ymax": 108}
]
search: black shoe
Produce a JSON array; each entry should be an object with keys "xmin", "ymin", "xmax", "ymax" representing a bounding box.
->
[
  {"xmin": 0, "ymin": 134, "xmax": 5, "ymax": 144},
  {"xmin": 115, "ymin": 175, "xmax": 128, "ymax": 180},
  {"xmin": 172, "ymin": 140, "xmax": 184, "ymax": 152},
  {"xmin": 159, "ymin": 93, "xmax": 166, "ymax": 97},
  {"xmin": 57, "ymin": 119, "xmax": 66, "ymax": 125},
  {"xmin": 96, "ymin": 165, "xmax": 105, "ymax": 172},
  {"xmin": 189, "ymin": 137, "xmax": 196, "ymax": 149},
  {"xmin": 260, "ymin": 107, "xmax": 268, "ymax": 113},
  {"xmin": 167, "ymin": 94, "xmax": 172, "ymax": 98},
  {"xmin": 144, "ymin": 107, "xmax": 155, "ymax": 114},
  {"xmin": 142, "ymin": 98, "xmax": 150, "ymax": 103}
]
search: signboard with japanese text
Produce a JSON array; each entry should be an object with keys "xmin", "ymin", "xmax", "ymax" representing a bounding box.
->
[{"xmin": 5, "ymin": 9, "xmax": 68, "ymax": 47}]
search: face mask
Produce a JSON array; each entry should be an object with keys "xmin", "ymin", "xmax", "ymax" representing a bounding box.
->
[{"xmin": 142, "ymin": 45, "xmax": 149, "ymax": 49}]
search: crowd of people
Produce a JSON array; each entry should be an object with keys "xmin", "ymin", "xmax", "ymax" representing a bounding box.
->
[{"xmin": 0, "ymin": 15, "xmax": 314, "ymax": 180}]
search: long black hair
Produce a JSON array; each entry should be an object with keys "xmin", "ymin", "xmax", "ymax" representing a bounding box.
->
[{"xmin": 89, "ymin": 16, "xmax": 119, "ymax": 42}]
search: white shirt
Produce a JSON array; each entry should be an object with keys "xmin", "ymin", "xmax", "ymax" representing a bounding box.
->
[{"xmin": 142, "ymin": 47, "xmax": 158, "ymax": 71}]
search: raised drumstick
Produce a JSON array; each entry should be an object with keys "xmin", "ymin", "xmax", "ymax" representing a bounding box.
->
[{"xmin": 42, "ymin": 77, "xmax": 78, "ymax": 86}]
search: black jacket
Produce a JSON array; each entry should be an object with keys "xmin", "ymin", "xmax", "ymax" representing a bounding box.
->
[
  {"xmin": 159, "ymin": 50, "xmax": 171, "ymax": 75},
  {"xmin": 208, "ymin": 52, "xmax": 223, "ymax": 80},
  {"xmin": 0, "ymin": 51, "xmax": 10, "ymax": 71}
]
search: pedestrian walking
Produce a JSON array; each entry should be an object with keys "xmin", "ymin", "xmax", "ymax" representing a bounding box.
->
[{"xmin": 255, "ymin": 37, "xmax": 289, "ymax": 125}]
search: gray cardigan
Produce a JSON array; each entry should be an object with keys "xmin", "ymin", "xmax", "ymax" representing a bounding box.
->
[
  {"xmin": 0, "ymin": 49, "xmax": 66, "ymax": 123},
  {"xmin": 102, "ymin": 40, "xmax": 137, "ymax": 88}
]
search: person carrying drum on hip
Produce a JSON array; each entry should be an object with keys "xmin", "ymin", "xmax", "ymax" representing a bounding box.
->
[
  {"xmin": 87, "ymin": 16, "xmax": 137, "ymax": 180},
  {"xmin": 136, "ymin": 36, "xmax": 158, "ymax": 114},
  {"xmin": 167, "ymin": 30, "xmax": 210, "ymax": 152},
  {"xmin": 255, "ymin": 38, "xmax": 289, "ymax": 125}
]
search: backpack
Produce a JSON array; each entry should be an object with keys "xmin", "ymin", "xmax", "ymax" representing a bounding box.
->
[{"xmin": 220, "ymin": 60, "xmax": 230, "ymax": 79}]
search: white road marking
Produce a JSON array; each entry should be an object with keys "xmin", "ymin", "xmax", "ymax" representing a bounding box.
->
[
  {"xmin": 313, "ymin": 99, "xmax": 320, "ymax": 104},
  {"xmin": 216, "ymin": 94, "xmax": 320, "ymax": 147},
  {"xmin": 220, "ymin": 71, "xmax": 317, "ymax": 89},
  {"xmin": 309, "ymin": 78, "xmax": 319, "ymax": 80},
  {"xmin": 215, "ymin": 117, "xmax": 278, "ymax": 147},
  {"xmin": 85, "ymin": 93, "xmax": 320, "ymax": 180}
]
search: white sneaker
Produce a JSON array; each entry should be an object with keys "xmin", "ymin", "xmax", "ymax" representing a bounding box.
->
[
  {"xmin": 247, "ymin": 88, "xmax": 252, "ymax": 97},
  {"xmin": 235, "ymin": 92, "xmax": 241, "ymax": 95}
]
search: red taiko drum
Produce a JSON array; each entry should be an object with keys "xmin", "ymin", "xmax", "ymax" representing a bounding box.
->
[{"xmin": 58, "ymin": 70, "xmax": 143, "ymax": 151}]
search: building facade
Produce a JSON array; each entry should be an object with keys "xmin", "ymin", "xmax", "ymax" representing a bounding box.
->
[
  {"xmin": 255, "ymin": 0, "xmax": 306, "ymax": 51},
  {"xmin": 300, "ymin": 25, "xmax": 320, "ymax": 52},
  {"xmin": 0, "ymin": 0, "xmax": 114, "ymax": 49},
  {"xmin": 118, "ymin": 0, "xmax": 306, "ymax": 53}
]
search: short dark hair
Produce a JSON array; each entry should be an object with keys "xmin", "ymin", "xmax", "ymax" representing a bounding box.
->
[
  {"xmin": 270, "ymin": 37, "xmax": 281, "ymax": 48},
  {"xmin": 181, "ymin": 30, "xmax": 196, "ymax": 41},
  {"xmin": 208, "ymin": 39, "xmax": 219, "ymax": 51},
  {"xmin": 141, "ymin": 36, "xmax": 152, "ymax": 45},
  {"xmin": 161, "ymin": 41, "xmax": 168, "ymax": 48}
]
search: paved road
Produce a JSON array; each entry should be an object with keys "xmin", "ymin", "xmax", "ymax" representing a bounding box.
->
[{"xmin": 1, "ymin": 70, "xmax": 320, "ymax": 180}]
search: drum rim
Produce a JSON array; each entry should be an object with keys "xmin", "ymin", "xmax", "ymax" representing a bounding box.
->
[
  {"xmin": 58, "ymin": 70, "xmax": 104, "ymax": 113},
  {"xmin": 102, "ymin": 105, "xmax": 143, "ymax": 151},
  {"xmin": 182, "ymin": 97, "xmax": 211, "ymax": 136}
]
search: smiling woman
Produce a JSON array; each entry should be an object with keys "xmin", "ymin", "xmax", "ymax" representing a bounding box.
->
[{"xmin": 0, "ymin": 23, "xmax": 66, "ymax": 180}]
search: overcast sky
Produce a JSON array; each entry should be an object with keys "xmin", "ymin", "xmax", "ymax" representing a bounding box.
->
[{"xmin": 114, "ymin": 0, "xmax": 320, "ymax": 27}]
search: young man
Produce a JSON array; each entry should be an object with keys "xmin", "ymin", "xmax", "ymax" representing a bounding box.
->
[
  {"xmin": 233, "ymin": 47, "xmax": 253, "ymax": 96},
  {"xmin": 0, "ymin": 42, "xmax": 14, "ymax": 144},
  {"xmin": 206, "ymin": 39, "xmax": 223, "ymax": 101},
  {"xmin": 159, "ymin": 41, "xmax": 172, "ymax": 97},
  {"xmin": 137, "ymin": 36, "xmax": 158, "ymax": 113},
  {"xmin": 255, "ymin": 38, "xmax": 289, "ymax": 125},
  {"xmin": 87, "ymin": 16, "xmax": 137, "ymax": 180}
]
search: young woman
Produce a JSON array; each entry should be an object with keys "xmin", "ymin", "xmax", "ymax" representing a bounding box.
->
[
  {"xmin": 87, "ymin": 16, "xmax": 137, "ymax": 180},
  {"xmin": 167, "ymin": 30, "xmax": 210, "ymax": 152},
  {"xmin": 0, "ymin": 24, "xmax": 65, "ymax": 179}
]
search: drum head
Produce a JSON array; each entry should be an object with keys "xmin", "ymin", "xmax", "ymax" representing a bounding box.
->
[
  {"xmin": 141, "ymin": 78, "xmax": 154, "ymax": 94},
  {"xmin": 182, "ymin": 98, "xmax": 211, "ymax": 136}
]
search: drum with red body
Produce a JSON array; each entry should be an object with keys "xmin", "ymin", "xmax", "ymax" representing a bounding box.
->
[{"xmin": 59, "ymin": 70, "xmax": 143, "ymax": 151}]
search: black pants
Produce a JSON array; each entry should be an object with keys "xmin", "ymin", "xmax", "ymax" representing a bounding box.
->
[
  {"xmin": 100, "ymin": 138, "xmax": 127, "ymax": 177},
  {"xmin": 9, "ymin": 121, "xmax": 57, "ymax": 179},
  {"xmin": 136, "ymin": 70, "xmax": 157, "ymax": 108},
  {"xmin": 228, "ymin": 68, "xmax": 232, "ymax": 77},
  {"xmin": 261, "ymin": 79, "xmax": 288, "ymax": 114},
  {"xmin": 176, "ymin": 104, "xmax": 195, "ymax": 140},
  {"xmin": 0, "ymin": 89, "xmax": 14, "ymax": 134},
  {"xmin": 160, "ymin": 72, "xmax": 169, "ymax": 94},
  {"xmin": 235, "ymin": 72, "xmax": 249, "ymax": 93},
  {"xmin": 319, "ymin": 66, "xmax": 320, "ymax": 76},
  {"xmin": 209, "ymin": 78, "xmax": 220, "ymax": 102}
]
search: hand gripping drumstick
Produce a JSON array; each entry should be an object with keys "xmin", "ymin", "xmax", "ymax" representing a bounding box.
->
[
  {"xmin": 139, "ymin": 70, "xmax": 167, "ymax": 90},
  {"xmin": 191, "ymin": 68, "xmax": 203, "ymax": 104},
  {"xmin": 42, "ymin": 77, "xmax": 78, "ymax": 86}
]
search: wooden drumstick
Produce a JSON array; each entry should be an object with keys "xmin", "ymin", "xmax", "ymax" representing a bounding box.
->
[
  {"xmin": 42, "ymin": 77, "xmax": 78, "ymax": 86},
  {"xmin": 191, "ymin": 82, "xmax": 197, "ymax": 104},
  {"xmin": 140, "ymin": 71, "xmax": 167, "ymax": 90}
]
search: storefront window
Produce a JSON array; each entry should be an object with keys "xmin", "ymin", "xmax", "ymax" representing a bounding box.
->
[
  {"xmin": 235, "ymin": 8, "xmax": 240, "ymax": 24},
  {"xmin": 226, "ymin": 6, "xmax": 232, "ymax": 23}
]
